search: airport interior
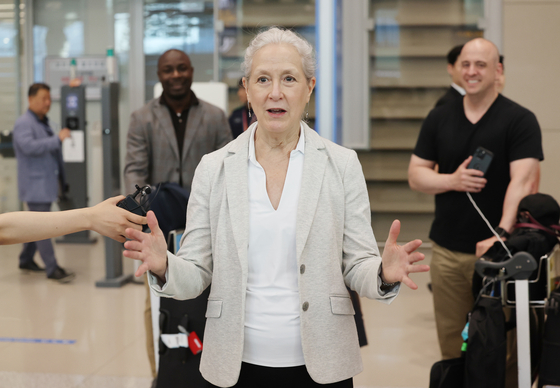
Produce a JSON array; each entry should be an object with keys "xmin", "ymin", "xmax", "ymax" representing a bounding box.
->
[{"xmin": 1, "ymin": 0, "xmax": 560, "ymax": 387}]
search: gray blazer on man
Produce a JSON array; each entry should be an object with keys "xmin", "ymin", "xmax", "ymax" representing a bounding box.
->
[
  {"xmin": 124, "ymin": 96, "xmax": 232, "ymax": 194},
  {"xmin": 150, "ymin": 122, "xmax": 399, "ymax": 387},
  {"xmin": 13, "ymin": 110, "xmax": 64, "ymax": 203}
]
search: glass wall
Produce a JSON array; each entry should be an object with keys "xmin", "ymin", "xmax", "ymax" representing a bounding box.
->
[
  {"xmin": 32, "ymin": 0, "xmax": 132, "ymax": 207},
  {"xmin": 364, "ymin": 0, "xmax": 485, "ymax": 241},
  {"xmin": 0, "ymin": 0, "xmax": 21, "ymax": 212},
  {"xmin": 143, "ymin": 0, "xmax": 215, "ymax": 101},
  {"xmin": 217, "ymin": 0, "xmax": 315, "ymax": 118},
  {"xmin": 0, "ymin": 0, "xmax": 20, "ymax": 133},
  {"xmin": 142, "ymin": 0, "xmax": 316, "ymax": 118}
]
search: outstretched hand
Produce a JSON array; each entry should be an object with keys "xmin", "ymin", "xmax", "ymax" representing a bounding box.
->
[
  {"xmin": 123, "ymin": 210, "xmax": 168, "ymax": 279},
  {"xmin": 87, "ymin": 195, "xmax": 146, "ymax": 243},
  {"xmin": 380, "ymin": 220, "xmax": 429, "ymax": 290}
]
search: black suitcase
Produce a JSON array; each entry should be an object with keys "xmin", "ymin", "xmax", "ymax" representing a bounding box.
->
[
  {"xmin": 156, "ymin": 288, "xmax": 212, "ymax": 388},
  {"xmin": 155, "ymin": 227, "xmax": 212, "ymax": 388},
  {"xmin": 538, "ymin": 288, "xmax": 560, "ymax": 388},
  {"xmin": 429, "ymin": 357, "xmax": 465, "ymax": 388},
  {"xmin": 464, "ymin": 296, "xmax": 507, "ymax": 388}
]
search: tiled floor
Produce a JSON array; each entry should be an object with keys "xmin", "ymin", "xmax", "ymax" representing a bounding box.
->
[{"xmin": 0, "ymin": 236, "xmax": 439, "ymax": 388}]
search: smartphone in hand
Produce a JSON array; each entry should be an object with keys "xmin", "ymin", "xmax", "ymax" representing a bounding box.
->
[{"xmin": 468, "ymin": 147, "xmax": 493, "ymax": 176}]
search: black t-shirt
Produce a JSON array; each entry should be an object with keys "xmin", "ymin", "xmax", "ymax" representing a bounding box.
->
[
  {"xmin": 434, "ymin": 86, "xmax": 463, "ymax": 108},
  {"xmin": 160, "ymin": 91, "xmax": 199, "ymax": 158},
  {"xmin": 414, "ymin": 94, "xmax": 543, "ymax": 253}
]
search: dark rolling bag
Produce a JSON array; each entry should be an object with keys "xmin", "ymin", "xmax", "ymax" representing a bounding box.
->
[
  {"xmin": 429, "ymin": 357, "xmax": 465, "ymax": 388},
  {"xmin": 154, "ymin": 226, "xmax": 212, "ymax": 388},
  {"xmin": 538, "ymin": 288, "xmax": 560, "ymax": 388},
  {"xmin": 148, "ymin": 183, "xmax": 212, "ymax": 387},
  {"xmin": 464, "ymin": 296, "xmax": 507, "ymax": 388},
  {"xmin": 156, "ymin": 288, "xmax": 211, "ymax": 388}
]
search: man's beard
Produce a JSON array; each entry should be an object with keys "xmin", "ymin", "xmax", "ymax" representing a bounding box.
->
[
  {"xmin": 166, "ymin": 90, "xmax": 190, "ymax": 101},
  {"xmin": 164, "ymin": 81, "xmax": 191, "ymax": 101}
]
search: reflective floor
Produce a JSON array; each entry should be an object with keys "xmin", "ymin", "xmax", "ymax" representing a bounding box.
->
[{"xmin": 0, "ymin": 235, "xmax": 438, "ymax": 388}]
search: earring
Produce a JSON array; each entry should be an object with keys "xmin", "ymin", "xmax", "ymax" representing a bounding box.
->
[
  {"xmin": 305, "ymin": 102, "xmax": 309, "ymax": 121},
  {"xmin": 247, "ymin": 102, "xmax": 251, "ymax": 118}
]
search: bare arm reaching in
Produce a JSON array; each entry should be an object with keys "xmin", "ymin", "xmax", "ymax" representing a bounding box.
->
[{"xmin": 0, "ymin": 196, "xmax": 146, "ymax": 245}]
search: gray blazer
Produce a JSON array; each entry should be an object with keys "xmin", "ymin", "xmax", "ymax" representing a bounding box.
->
[
  {"xmin": 150, "ymin": 122, "xmax": 399, "ymax": 387},
  {"xmin": 124, "ymin": 96, "xmax": 233, "ymax": 194},
  {"xmin": 13, "ymin": 110, "xmax": 64, "ymax": 203}
]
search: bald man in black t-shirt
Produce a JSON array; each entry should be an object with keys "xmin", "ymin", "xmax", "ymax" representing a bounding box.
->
[{"xmin": 408, "ymin": 38, "xmax": 543, "ymax": 362}]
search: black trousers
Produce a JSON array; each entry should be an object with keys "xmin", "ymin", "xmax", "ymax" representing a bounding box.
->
[{"xmin": 209, "ymin": 362, "xmax": 353, "ymax": 388}]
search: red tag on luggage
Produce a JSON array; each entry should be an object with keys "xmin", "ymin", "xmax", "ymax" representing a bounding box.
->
[{"xmin": 188, "ymin": 331, "xmax": 203, "ymax": 355}]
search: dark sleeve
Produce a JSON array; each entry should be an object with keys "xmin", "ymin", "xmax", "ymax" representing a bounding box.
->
[
  {"xmin": 413, "ymin": 110, "xmax": 439, "ymax": 162},
  {"xmin": 214, "ymin": 109, "xmax": 233, "ymax": 150},
  {"xmin": 435, "ymin": 87, "xmax": 463, "ymax": 109},
  {"xmin": 227, "ymin": 114, "xmax": 235, "ymax": 134},
  {"xmin": 123, "ymin": 110, "xmax": 151, "ymax": 194},
  {"xmin": 228, "ymin": 112, "xmax": 242, "ymax": 139},
  {"xmin": 434, "ymin": 89, "xmax": 450, "ymax": 108},
  {"xmin": 228, "ymin": 108, "xmax": 245, "ymax": 139},
  {"xmin": 507, "ymin": 110, "xmax": 544, "ymax": 162}
]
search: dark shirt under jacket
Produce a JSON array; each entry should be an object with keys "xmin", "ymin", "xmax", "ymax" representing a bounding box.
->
[
  {"xmin": 159, "ymin": 91, "xmax": 199, "ymax": 158},
  {"xmin": 434, "ymin": 86, "xmax": 463, "ymax": 108}
]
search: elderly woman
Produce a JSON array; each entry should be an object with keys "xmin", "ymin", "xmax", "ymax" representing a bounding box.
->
[{"xmin": 124, "ymin": 27, "xmax": 429, "ymax": 388}]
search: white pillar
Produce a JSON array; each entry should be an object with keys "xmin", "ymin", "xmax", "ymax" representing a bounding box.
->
[{"xmin": 316, "ymin": 0, "xmax": 336, "ymax": 142}]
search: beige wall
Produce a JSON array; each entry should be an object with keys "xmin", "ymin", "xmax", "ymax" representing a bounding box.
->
[{"xmin": 503, "ymin": 0, "xmax": 560, "ymax": 200}]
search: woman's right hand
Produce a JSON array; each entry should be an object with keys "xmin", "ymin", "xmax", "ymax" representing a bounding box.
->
[{"xmin": 123, "ymin": 210, "xmax": 168, "ymax": 279}]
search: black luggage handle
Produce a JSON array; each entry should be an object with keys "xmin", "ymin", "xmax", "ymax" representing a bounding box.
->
[{"xmin": 475, "ymin": 251, "xmax": 537, "ymax": 281}]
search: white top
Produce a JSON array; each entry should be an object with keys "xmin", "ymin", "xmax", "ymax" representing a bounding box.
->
[
  {"xmin": 451, "ymin": 82, "xmax": 466, "ymax": 96},
  {"xmin": 242, "ymin": 123, "xmax": 306, "ymax": 367}
]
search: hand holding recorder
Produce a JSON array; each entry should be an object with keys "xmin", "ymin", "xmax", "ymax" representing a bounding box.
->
[{"xmin": 452, "ymin": 147, "xmax": 493, "ymax": 193}]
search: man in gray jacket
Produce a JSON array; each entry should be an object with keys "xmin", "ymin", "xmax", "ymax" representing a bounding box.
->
[
  {"xmin": 124, "ymin": 49, "xmax": 232, "ymax": 195},
  {"xmin": 13, "ymin": 83, "xmax": 75, "ymax": 283},
  {"xmin": 124, "ymin": 49, "xmax": 232, "ymax": 384}
]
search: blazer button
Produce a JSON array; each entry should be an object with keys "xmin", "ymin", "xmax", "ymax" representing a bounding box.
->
[
  {"xmin": 300, "ymin": 264, "xmax": 305, "ymax": 274},
  {"xmin": 302, "ymin": 301, "xmax": 309, "ymax": 311}
]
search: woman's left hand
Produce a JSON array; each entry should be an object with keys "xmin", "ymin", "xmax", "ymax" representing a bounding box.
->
[
  {"xmin": 123, "ymin": 211, "xmax": 169, "ymax": 279},
  {"xmin": 380, "ymin": 220, "xmax": 430, "ymax": 290}
]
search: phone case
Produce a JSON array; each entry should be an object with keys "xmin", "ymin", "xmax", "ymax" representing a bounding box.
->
[{"xmin": 468, "ymin": 147, "xmax": 494, "ymax": 176}]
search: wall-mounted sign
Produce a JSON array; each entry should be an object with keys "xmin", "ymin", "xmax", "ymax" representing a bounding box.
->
[
  {"xmin": 62, "ymin": 130, "xmax": 85, "ymax": 163},
  {"xmin": 44, "ymin": 56, "xmax": 118, "ymax": 100}
]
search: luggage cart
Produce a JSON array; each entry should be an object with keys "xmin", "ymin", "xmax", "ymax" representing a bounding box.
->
[{"xmin": 475, "ymin": 245, "xmax": 560, "ymax": 388}]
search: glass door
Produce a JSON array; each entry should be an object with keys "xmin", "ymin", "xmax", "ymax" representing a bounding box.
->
[
  {"xmin": 143, "ymin": 0, "xmax": 216, "ymax": 101},
  {"xmin": 0, "ymin": 0, "xmax": 21, "ymax": 212}
]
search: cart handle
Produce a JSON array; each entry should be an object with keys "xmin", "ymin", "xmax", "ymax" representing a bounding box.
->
[{"xmin": 475, "ymin": 251, "xmax": 537, "ymax": 281}]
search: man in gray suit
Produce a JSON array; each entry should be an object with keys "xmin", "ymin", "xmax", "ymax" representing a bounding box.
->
[
  {"xmin": 13, "ymin": 83, "xmax": 75, "ymax": 283},
  {"xmin": 124, "ymin": 49, "xmax": 232, "ymax": 384},
  {"xmin": 124, "ymin": 49, "xmax": 232, "ymax": 194}
]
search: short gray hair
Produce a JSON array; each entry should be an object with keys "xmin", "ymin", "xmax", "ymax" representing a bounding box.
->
[{"xmin": 242, "ymin": 27, "xmax": 316, "ymax": 81}]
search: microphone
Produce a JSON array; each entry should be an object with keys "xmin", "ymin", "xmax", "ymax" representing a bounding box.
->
[{"xmin": 117, "ymin": 184, "xmax": 151, "ymax": 216}]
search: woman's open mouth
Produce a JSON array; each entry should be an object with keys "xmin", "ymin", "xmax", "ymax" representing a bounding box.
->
[{"xmin": 266, "ymin": 108, "xmax": 286, "ymax": 117}]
